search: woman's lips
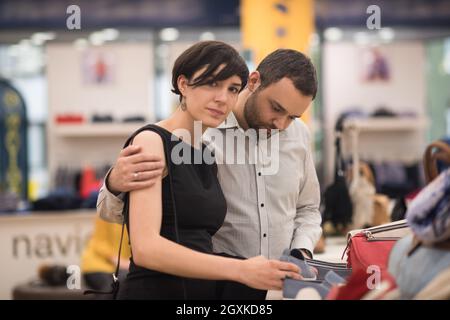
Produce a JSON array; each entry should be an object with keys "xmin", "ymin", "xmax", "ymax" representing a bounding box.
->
[{"xmin": 206, "ymin": 108, "xmax": 225, "ymax": 117}]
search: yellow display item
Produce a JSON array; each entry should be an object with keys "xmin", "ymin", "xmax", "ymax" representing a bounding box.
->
[{"xmin": 81, "ymin": 215, "xmax": 131, "ymax": 274}]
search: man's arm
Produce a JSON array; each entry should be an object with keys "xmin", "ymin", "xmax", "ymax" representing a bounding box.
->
[
  {"xmin": 291, "ymin": 139, "xmax": 322, "ymax": 257},
  {"xmin": 97, "ymin": 177, "xmax": 126, "ymax": 224},
  {"xmin": 97, "ymin": 145, "xmax": 164, "ymax": 223}
]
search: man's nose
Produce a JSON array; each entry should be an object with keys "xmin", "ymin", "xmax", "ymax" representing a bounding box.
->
[{"xmin": 273, "ymin": 117, "xmax": 291, "ymax": 130}]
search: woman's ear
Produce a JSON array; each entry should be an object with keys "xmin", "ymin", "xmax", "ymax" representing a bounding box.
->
[
  {"xmin": 247, "ymin": 71, "xmax": 261, "ymax": 92},
  {"xmin": 177, "ymin": 75, "xmax": 188, "ymax": 95}
]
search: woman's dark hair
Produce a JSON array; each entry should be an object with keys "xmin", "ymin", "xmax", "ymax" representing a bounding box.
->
[
  {"xmin": 171, "ymin": 41, "xmax": 249, "ymax": 101},
  {"xmin": 257, "ymin": 49, "xmax": 318, "ymax": 100}
]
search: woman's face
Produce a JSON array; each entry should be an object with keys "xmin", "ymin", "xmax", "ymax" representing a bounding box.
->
[{"xmin": 179, "ymin": 64, "xmax": 243, "ymax": 128}]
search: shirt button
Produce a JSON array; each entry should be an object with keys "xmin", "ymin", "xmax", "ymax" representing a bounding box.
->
[
  {"xmin": 261, "ymin": 203, "xmax": 264, "ymax": 207},
  {"xmin": 258, "ymin": 172, "xmax": 262, "ymax": 176},
  {"xmin": 263, "ymin": 233, "xmax": 267, "ymax": 238}
]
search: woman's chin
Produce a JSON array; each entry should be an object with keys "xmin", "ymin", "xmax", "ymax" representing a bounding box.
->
[{"xmin": 201, "ymin": 116, "xmax": 225, "ymax": 128}]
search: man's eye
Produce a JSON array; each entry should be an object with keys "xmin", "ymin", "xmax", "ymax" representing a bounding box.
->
[{"xmin": 272, "ymin": 105, "xmax": 281, "ymax": 112}]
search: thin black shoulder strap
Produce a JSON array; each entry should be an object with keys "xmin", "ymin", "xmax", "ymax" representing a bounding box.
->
[
  {"xmin": 120, "ymin": 124, "xmax": 187, "ymax": 299},
  {"xmin": 85, "ymin": 124, "xmax": 187, "ymax": 299}
]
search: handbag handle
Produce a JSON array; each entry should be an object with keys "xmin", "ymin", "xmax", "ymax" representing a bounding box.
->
[
  {"xmin": 423, "ymin": 140, "xmax": 450, "ymax": 184},
  {"xmin": 334, "ymin": 133, "xmax": 345, "ymax": 178}
]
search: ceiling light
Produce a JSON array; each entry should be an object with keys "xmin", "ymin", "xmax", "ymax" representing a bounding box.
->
[
  {"xmin": 324, "ymin": 28, "xmax": 343, "ymax": 42},
  {"xmin": 379, "ymin": 27, "xmax": 395, "ymax": 42},
  {"xmin": 199, "ymin": 31, "xmax": 215, "ymax": 41},
  {"xmin": 159, "ymin": 28, "xmax": 179, "ymax": 42}
]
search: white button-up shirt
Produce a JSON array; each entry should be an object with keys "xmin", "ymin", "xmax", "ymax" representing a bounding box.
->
[
  {"xmin": 204, "ymin": 112, "xmax": 321, "ymax": 259},
  {"xmin": 97, "ymin": 112, "xmax": 322, "ymax": 259}
]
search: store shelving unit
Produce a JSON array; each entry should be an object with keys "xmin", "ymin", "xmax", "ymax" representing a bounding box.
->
[
  {"xmin": 342, "ymin": 117, "xmax": 428, "ymax": 132},
  {"xmin": 54, "ymin": 123, "xmax": 144, "ymax": 138},
  {"xmin": 341, "ymin": 116, "xmax": 429, "ymax": 185},
  {"xmin": 46, "ymin": 43, "xmax": 153, "ymax": 184}
]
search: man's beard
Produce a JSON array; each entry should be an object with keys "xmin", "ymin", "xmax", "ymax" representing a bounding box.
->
[
  {"xmin": 244, "ymin": 92, "xmax": 263, "ymax": 130},
  {"xmin": 244, "ymin": 93, "xmax": 274, "ymax": 139},
  {"xmin": 244, "ymin": 92, "xmax": 276, "ymax": 139}
]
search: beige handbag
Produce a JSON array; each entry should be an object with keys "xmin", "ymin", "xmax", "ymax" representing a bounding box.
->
[{"xmin": 347, "ymin": 162, "xmax": 390, "ymax": 228}]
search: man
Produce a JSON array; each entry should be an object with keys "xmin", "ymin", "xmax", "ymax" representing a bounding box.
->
[{"xmin": 98, "ymin": 49, "xmax": 322, "ymax": 298}]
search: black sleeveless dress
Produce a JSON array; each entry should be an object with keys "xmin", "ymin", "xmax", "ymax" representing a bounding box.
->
[{"xmin": 117, "ymin": 124, "xmax": 227, "ymax": 300}]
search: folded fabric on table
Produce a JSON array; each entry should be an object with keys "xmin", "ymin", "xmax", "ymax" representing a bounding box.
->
[
  {"xmin": 283, "ymin": 271, "xmax": 346, "ymax": 299},
  {"xmin": 280, "ymin": 249, "xmax": 317, "ymax": 280},
  {"xmin": 305, "ymin": 259, "xmax": 352, "ymax": 280}
]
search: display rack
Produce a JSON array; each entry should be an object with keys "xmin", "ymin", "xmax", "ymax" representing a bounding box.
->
[
  {"xmin": 54, "ymin": 123, "xmax": 143, "ymax": 138},
  {"xmin": 46, "ymin": 43, "xmax": 153, "ymax": 185},
  {"xmin": 341, "ymin": 117, "xmax": 429, "ymax": 185}
]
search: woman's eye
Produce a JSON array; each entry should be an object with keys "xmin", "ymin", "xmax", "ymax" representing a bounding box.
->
[
  {"xmin": 209, "ymin": 81, "xmax": 218, "ymax": 87},
  {"xmin": 229, "ymin": 87, "xmax": 239, "ymax": 94}
]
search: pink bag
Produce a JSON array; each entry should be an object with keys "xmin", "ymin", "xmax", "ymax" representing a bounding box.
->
[{"xmin": 344, "ymin": 220, "xmax": 411, "ymax": 274}]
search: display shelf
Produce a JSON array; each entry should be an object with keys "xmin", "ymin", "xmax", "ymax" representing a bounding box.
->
[
  {"xmin": 54, "ymin": 123, "xmax": 145, "ymax": 137},
  {"xmin": 342, "ymin": 117, "xmax": 428, "ymax": 132},
  {"xmin": 344, "ymin": 117, "xmax": 428, "ymax": 131},
  {"xmin": 341, "ymin": 116, "xmax": 430, "ymax": 181}
]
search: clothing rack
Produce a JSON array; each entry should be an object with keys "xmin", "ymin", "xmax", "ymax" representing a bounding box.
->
[{"xmin": 341, "ymin": 117, "xmax": 428, "ymax": 186}]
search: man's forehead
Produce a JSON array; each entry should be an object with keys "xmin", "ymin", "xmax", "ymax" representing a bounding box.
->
[{"xmin": 259, "ymin": 77, "xmax": 288, "ymax": 94}]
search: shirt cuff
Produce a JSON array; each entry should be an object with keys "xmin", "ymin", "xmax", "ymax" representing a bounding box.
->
[
  {"xmin": 291, "ymin": 237, "xmax": 315, "ymax": 259},
  {"xmin": 104, "ymin": 166, "xmax": 125, "ymax": 200},
  {"xmin": 299, "ymin": 248, "xmax": 313, "ymax": 259}
]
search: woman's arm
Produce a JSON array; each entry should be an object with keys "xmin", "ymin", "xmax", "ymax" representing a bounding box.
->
[{"xmin": 129, "ymin": 131, "xmax": 301, "ymax": 290}]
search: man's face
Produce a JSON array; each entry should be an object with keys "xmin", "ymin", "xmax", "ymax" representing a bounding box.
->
[{"xmin": 243, "ymin": 77, "xmax": 313, "ymax": 136}]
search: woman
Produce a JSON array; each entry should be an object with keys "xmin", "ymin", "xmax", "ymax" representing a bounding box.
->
[{"xmin": 118, "ymin": 41, "xmax": 300, "ymax": 300}]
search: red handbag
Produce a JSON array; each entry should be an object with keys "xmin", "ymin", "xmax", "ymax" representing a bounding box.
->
[
  {"xmin": 344, "ymin": 220, "xmax": 411, "ymax": 274},
  {"xmin": 326, "ymin": 268, "xmax": 397, "ymax": 300}
]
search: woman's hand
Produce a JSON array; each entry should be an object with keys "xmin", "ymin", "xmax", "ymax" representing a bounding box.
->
[{"xmin": 237, "ymin": 256, "xmax": 302, "ymax": 290}]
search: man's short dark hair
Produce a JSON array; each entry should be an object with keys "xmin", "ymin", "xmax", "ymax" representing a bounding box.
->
[
  {"xmin": 256, "ymin": 49, "xmax": 318, "ymax": 99},
  {"xmin": 171, "ymin": 41, "xmax": 249, "ymax": 101}
]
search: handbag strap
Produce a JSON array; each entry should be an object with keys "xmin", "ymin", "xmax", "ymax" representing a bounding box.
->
[
  {"xmin": 84, "ymin": 124, "xmax": 187, "ymax": 299},
  {"xmin": 83, "ymin": 196, "xmax": 128, "ymax": 297},
  {"xmin": 423, "ymin": 140, "xmax": 450, "ymax": 184},
  {"xmin": 334, "ymin": 133, "xmax": 345, "ymax": 179}
]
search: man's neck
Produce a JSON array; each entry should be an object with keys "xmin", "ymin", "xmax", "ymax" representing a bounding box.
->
[{"xmin": 233, "ymin": 88, "xmax": 251, "ymax": 130}]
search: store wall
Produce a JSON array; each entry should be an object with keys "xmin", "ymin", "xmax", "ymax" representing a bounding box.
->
[
  {"xmin": 426, "ymin": 39, "xmax": 450, "ymax": 142},
  {"xmin": 323, "ymin": 41, "xmax": 426, "ymax": 186},
  {"xmin": 46, "ymin": 43, "xmax": 153, "ymax": 186}
]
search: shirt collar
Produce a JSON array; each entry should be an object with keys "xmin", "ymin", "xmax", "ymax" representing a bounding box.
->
[
  {"xmin": 217, "ymin": 111, "xmax": 241, "ymax": 130},
  {"xmin": 215, "ymin": 110, "xmax": 290, "ymax": 139}
]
